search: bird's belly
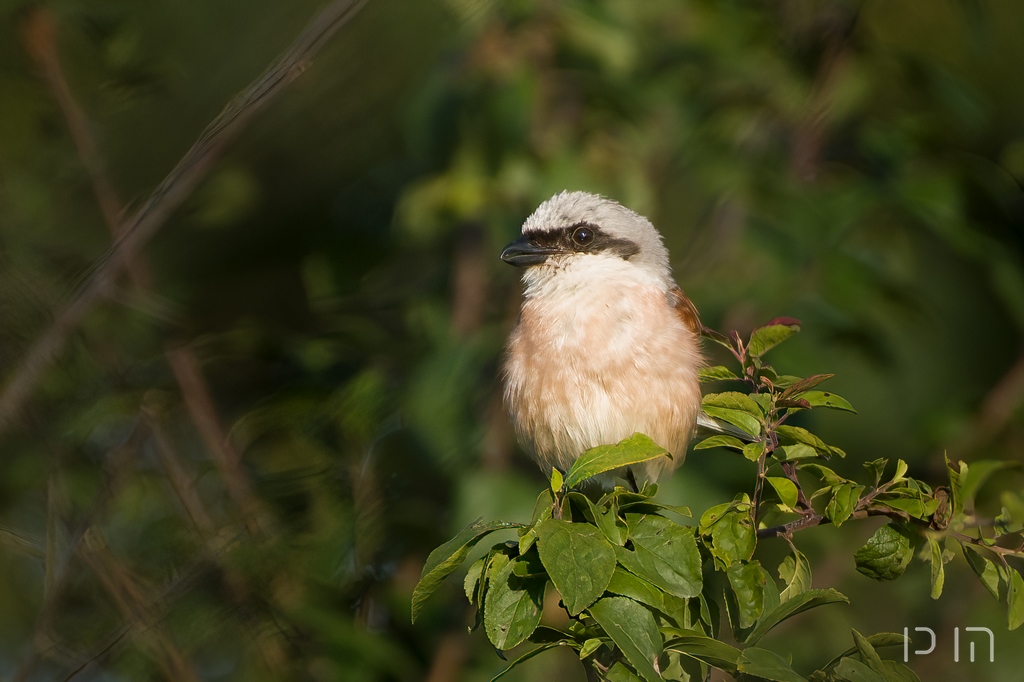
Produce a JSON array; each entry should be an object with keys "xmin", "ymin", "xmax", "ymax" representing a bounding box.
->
[{"xmin": 504, "ymin": 291, "xmax": 701, "ymax": 482}]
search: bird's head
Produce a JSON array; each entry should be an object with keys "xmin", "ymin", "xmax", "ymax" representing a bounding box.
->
[{"xmin": 500, "ymin": 191, "xmax": 673, "ymax": 294}]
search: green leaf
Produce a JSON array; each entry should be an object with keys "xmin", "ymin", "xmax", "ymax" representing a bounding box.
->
[
  {"xmin": 588, "ymin": 597, "xmax": 663, "ymax": 682},
  {"xmin": 962, "ymin": 544, "xmax": 1007, "ymax": 600},
  {"xmin": 699, "ymin": 365, "xmax": 741, "ymax": 382},
  {"xmin": 535, "ymin": 519, "xmax": 615, "ymax": 615},
  {"xmin": 851, "ymin": 628, "xmax": 886, "ymax": 674},
  {"xmin": 833, "ymin": 657, "xmax": 886, "ymax": 682},
  {"xmin": 550, "ymin": 468, "xmax": 564, "ymax": 493},
  {"xmin": 800, "ymin": 391, "xmax": 857, "ymax": 413},
  {"xmin": 775, "ymin": 444, "xmax": 818, "ymax": 462},
  {"xmin": 465, "ymin": 557, "xmax": 485, "ymax": 602},
  {"xmin": 959, "ymin": 460, "xmax": 1019, "ymax": 512},
  {"xmin": 412, "ymin": 519, "xmax": 522, "ymax": 622},
  {"xmin": 1009, "ymin": 569, "xmax": 1024, "ymax": 630},
  {"xmin": 854, "ymin": 524, "xmax": 915, "ymax": 581},
  {"xmin": 615, "ymin": 514, "xmax": 702, "ymax": 598},
  {"xmin": 746, "ymin": 589, "xmax": 849, "ymax": 645},
  {"xmin": 700, "ymin": 326, "xmax": 736, "ymax": 352},
  {"xmin": 664, "ymin": 634, "xmax": 740, "ymax": 671},
  {"xmin": 694, "ymin": 435, "xmax": 746, "ymax": 451},
  {"xmin": 565, "ymin": 492, "xmax": 626, "ymax": 546},
  {"xmin": 946, "ymin": 456, "xmax": 964, "ymax": 516},
  {"xmin": 823, "ymin": 632, "xmax": 909, "ymax": 671},
  {"xmin": 605, "ymin": 567, "xmax": 666, "ymax": 612},
  {"xmin": 563, "ymin": 434, "xmax": 670, "ymax": 489},
  {"xmin": 863, "ymin": 458, "xmax": 888, "ymax": 485},
  {"xmin": 799, "ymin": 463, "xmax": 848, "ymax": 487},
  {"xmin": 767, "ymin": 477, "xmax": 799, "ymax": 509},
  {"xmin": 484, "ymin": 554, "xmax": 546, "ymax": 650},
  {"xmin": 579, "ymin": 637, "xmax": 603, "ymax": 659},
  {"xmin": 893, "ymin": 459, "xmax": 909, "ymax": 482},
  {"xmin": 727, "ymin": 561, "xmax": 766, "ymax": 628},
  {"xmin": 488, "ymin": 642, "xmax": 573, "ymax": 681},
  {"xmin": 825, "ymin": 484, "xmax": 863, "ymax": 527},
  {"xmin": 776, "ymin": 426, "xmax": 832, "ymax": 455},
  {"xmin": 604, "ymin": 662, "xmax": 643, "ymax": 682},
  {"xmin": 736, "ymin": 646, "xmax": 808, "ymax": 682},
  {"xmin": 877, "ymin": 660, "xmax": 922, "ymax": 682},
  {"xmin": 875, "ymin": 493, "xmax": 939, "ymax": 520},
  {"xmin": 743, "ymin": 441, "xmax": 765, "ymax": 462},
  {"xmin": 779, "ymin": 546, "xmax": 812, "ymax": 601},
  {"xmin": 701, "ymin": 406, "xmax": 761, "ymax": 438},
  {"xmin": 703, "ymin": 391, "xmax": 766, "ymax": 416},
  {"xmin": 927, "ymin": 537, "xmax": 945, "ymax": 600},
  {"xmin": 748, "ymin": 318, "xmax": 801, "ymax": 358},
  {"xmin": 779, "ymin": 373, "xmax": 834, "ymax": 400},
  {"xmin": 700, "ymin": 502, "xmax": 756, "ymax": 568}
]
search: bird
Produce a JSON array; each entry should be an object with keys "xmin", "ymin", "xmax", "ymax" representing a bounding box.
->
[{"xmin": 500, "ymin": 190, "xmax": 705, "ymax": 487}]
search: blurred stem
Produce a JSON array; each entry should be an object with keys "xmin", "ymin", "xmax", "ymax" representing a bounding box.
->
[
  {"xmin": 14, "ymin": 432, "xmax": 145, "ymax": 682},
  {"xmin": 79, "ymin": 532, "xmax": 201, "ymax": 682},
  {"xmin": 788, "ymin": 6, "xmax": 857, "ymax": 182},
  {"xmin": 0, "ymin": 0, "xmax": 369, "ymax": 431},
  {"xmin": 165, "ymin": 344, "xmax": 269, "ymax": 536},
  {"xmin": 23, "ymin": 7, "xmax": 269, "ymax": 536},
  {"xmin": 947, "ymin": 351, "xmax": 1024, "ymax": 459},
  {"xmin": 19, "ymin": 10, "xmax": 293, "ymax": 674}
]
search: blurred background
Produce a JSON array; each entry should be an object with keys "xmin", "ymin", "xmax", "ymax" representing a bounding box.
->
[{"xmin": 0, "ymin": 0, "xmax": 1022, "ymax": 679}]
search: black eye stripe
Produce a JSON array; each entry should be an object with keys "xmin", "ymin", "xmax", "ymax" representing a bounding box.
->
[{"xmin": 524, "ymin": 223, "xmax": 640, "ymax": 260}]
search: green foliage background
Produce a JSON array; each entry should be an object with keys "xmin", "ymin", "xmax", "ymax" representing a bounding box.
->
[{"xmin": 0, "ymin": 0, "xmax": 1022, "ymax": 680}]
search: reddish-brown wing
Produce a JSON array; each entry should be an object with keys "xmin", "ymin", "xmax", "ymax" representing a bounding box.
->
[{"xmin": 667, "ymin": 286, "xmax": 701, "ymax": 336}]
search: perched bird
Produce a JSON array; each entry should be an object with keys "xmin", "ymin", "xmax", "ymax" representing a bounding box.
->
[{"xmin": 500, "ymin": 191, "xmax": 705, "ymax": 486}]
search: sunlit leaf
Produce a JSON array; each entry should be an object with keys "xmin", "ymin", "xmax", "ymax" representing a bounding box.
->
[
  {"xmin": 665, "ymin": 634, "xmax": 740, "ymax": 671},
  {"xmin": 727, "ymin": 561, "xmax": 766, "ymax": 628},
  {"xmin": 1009, "ymin": 569, "xmax": 1024, "ymax": 630},
  {"xmin": 767, "ymin": 477, "xmax": 799, "ymax": 509},
  {"xmin": 736, "ymin": 646, "xmax": 807, "ymax": 682},
  {"xmin": 699, "ymin": 365, "xmax": 741, "ymax": 382},
  {"xmin": 563, "ymin": 434, "xmax": 670, "ymax": 489},
  {"xmin": 825, "ymin": 483, "xmax": 863, "ymax": 527},
  {"xmin": 775, "ymin": 444, "xmax": 818, "ymax": 462},
  {"xmin": 484, "ymin": 553, "xmax": 545, "ymax": 649},
  {"xmin": 488, "ymin": 641, "xmax": 574, "ymax": 681},
  {"xmin": 694, "ymin": 435, "xmax": 746, "ymax": 451},
  {"xmin": 748, "ymin": 318, "xmax": 801, "ymax": 358},
  {"xmin": 615, "ymin": 514, "xmax": 702, "ymax": 598},
  {"xmin": 962, "ymin": 544, "xmax": 1008, "ymax": 600},
  {"xmin": 778, "ymin": 546, "xmax": 812, "ymax": 601},
  {"xmin": 799, "ymin": 391, "xmax": 857, "ymax": 413},
  {"xmin": 700, "ymin": 502, "xmax": 756, "ymax": 568},
  {"xmin": 605, "ymin": 567, "xmax": 666, "ymax": 613},
  {"xmin": 746, "ymin": 589, "xmax": 849, "ymax": 645},
  {"xmin": 854, "ymin": 524, "xmax": 915, "ymax": 581},
  {"xmin": 536, "ymin": 519, "xmax": 615, "ymax": 615},
  {"xmin": 412, "ymin": 519, "xmax": 523, "ymax": 622},
  {"xmin": 928, "ymin": 537, "xmax": 946, "ymax": 599},
  {"xmin": 588, "ymin": 597, "xmax": 663, "ymax": 682}
]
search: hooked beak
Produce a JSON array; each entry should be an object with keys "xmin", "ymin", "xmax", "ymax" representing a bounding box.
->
[{"xmin": 500, "ymin": 235, "xmax": 559, "ymax": 267}]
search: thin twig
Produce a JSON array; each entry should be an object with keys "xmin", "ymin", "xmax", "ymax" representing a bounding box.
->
[
  {"xmin": 0, "ymin": 0, "xmax": 369, "ymax": 431},
  {"xmin": 164, "ymin": 344, "xmax": 269, "ymax": 535},
  {"xmin": 79, "ymin": 535, "xmax": 201, "ymax": 682},
  {"xmin": 20, "ymin": 12, "xmax": 294, "ymax": 675}
]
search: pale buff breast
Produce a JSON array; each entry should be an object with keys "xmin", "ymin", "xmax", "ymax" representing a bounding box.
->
[{"xmin": 503, "ymin": 271, "xmax": 703, "ymax": 484}]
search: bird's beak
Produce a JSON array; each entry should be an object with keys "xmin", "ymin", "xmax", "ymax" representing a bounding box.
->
[{"xmin": 500, "ymin": 236, "xmax": 559, "ymax": 267}]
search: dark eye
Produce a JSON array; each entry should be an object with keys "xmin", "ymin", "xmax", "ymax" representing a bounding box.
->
[{"xmin": 572, "ymin": 226, "xmax": 595, "ymax": 246}]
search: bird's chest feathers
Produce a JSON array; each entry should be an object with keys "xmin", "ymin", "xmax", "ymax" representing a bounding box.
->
[{"xmin": 518, "ymin": 261, "xmax": 676, "ymax": 365}]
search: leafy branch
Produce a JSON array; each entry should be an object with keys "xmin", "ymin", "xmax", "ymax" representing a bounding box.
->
[{"xmin": 412, "ymin": 319, "xmax": 1024, "ymax": 681}]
